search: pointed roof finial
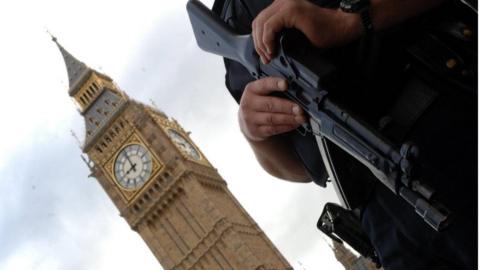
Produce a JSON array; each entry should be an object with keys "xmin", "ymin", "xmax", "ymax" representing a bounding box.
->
[
  {"xmin": 70, "ymin": 129, "xmax": 82, "ymax": 148},
  {"xmin": 148, "ymin": 98, "xmax": 168, "ymax": 118},
  {"xmin": 149, "ymin": 98, "xmax": 160, "ymax": 110},
  {"xmin": 50, "ymin": 32, "xmax": 92, "ymax": 96},
  {"xmin": 46, "ymin": 29, "xmax": 57, "ymax": 43}
]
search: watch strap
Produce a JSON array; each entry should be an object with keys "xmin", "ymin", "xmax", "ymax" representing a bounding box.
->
[
  {"xmin": 340, "ymin": 0, "xmax": 374, "ymax": 34},
  {"xmin": 360, "ymin": 8, "xmax": 374, "ymax": 33}
]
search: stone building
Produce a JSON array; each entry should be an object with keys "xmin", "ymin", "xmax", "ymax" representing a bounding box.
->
[
  {"xmin": 332, "ymin": 241, "xmax": 381, "ymax": 270},
  {"xmin": 54, "ymin": 37, "xmax": 292, "ymax": 270}
]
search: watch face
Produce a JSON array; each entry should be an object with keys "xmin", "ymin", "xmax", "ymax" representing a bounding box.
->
[
  {"xmin": 114, "ymin": 144, "xmax": 152, "ymax": 189},
  {"xmin": 166, "ymin": 129, "xmax": 201, "ymax": 160}
]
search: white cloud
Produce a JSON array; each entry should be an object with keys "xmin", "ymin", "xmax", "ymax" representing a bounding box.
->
[{"xmin": 0, "ymin": 243, "xmax": 60, "ymax": 270}]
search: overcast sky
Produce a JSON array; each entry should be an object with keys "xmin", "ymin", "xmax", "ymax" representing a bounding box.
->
[{"xmin": 0, "ymin": 0, "xmax": 345, "ymax": 269}]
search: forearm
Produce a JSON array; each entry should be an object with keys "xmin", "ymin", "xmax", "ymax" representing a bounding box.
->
[
  {"xmin": 246, "ymin": 135, "xmax": 311, "ymax": 183},
  {"xmin": 339, "ymin": 0, "xmax": 447, "ymax": 41},
  {"xmin": 297, "ymin": 0, "xmax": 446, "ymax": 48}
]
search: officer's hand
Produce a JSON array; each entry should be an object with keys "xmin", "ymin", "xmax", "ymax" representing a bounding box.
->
[
  {"xmin": 239, "ymin": 77, "xmax": 307, "ymax": 142},
  {"xmin": 252, "ymin": 0, "xmax": 361, "ymax": 64}
]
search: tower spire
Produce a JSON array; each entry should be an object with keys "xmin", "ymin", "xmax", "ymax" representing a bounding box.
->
[{"xmin": 50, "ymin": 34, "xmax": 91, "ymax": 95}]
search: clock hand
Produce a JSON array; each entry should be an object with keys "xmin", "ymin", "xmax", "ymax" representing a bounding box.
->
[
  {"xmin": 132, "ymin": 163, "xmax": 137, "ymax": 173},
  {"xmin": 126, "ymin": 163, "xmax": 137, "ymax": 175},
  {"xmin": 179, "ymin": 142, "xmax": 188, "ymax": 149},
  {"xmin": 123, "ymin": 152, "xmax": 136, "ymax": 168}
]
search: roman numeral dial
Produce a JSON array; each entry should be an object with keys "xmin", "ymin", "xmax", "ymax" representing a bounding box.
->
[
  {"xmin": 114, "ymin": 144, "xmax": 152, "ymax": 189},
  {"xmin": 166, "ymin": 129, "xmax": 201, "ymax": 160}
]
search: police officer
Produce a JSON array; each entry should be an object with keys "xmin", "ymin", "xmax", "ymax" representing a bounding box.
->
[{"xmin": 213, "ymin": 0, "xmax": 477, "ymax": 269}]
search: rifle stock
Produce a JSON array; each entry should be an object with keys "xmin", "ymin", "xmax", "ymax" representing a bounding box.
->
[{"xmin": 187, "ymin": 0, "xmax": 258, "ymax": 75}]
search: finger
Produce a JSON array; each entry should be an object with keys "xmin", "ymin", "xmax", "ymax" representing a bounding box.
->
[
  {"xmin": 292, "ymin": 105, "xmax": 308, "ymax": 119},
  {"xmin": 252, "ymin": 19, "xmax": 264, "ymax": 63},
  {"xmin": 252, "ymin": 1, "xmax": 281, "ymax": 62},
  {"xmin": 245, "ymin": 77, "xmax": 287, "ymax": 95},
  {"xmin": 255, "ymin": 20, "xmax": 269, "ymax": 63},
  {"xmin": 253, "ymin": 17, "xmax": 270, "ymax": 64},
  {"xmin": 295, "ymin": 114, "xmax": 308, "ymax": 124},
  {"xmin": 253, "ymin": 30, "xmax": 270, "ymax": 64},
  {"xmin": 258, "ymin": 124, "xmax": 299, "ymax": 137},
  {"xmin": 262, "ymin": 13, "xmax": 288, "ymax": 56},
  {"xmin": 250, "ymin": 95, "xmax": 301, "ymax": 115},
  {"xmin": 254, "ymin": 112, "xmax": 301, "ymax": 126}
]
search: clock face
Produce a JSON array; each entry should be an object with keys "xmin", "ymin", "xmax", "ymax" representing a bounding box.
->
[
  {"xmin": 166, "ymin": 129, "xmax": 201, "ymax": 160},
  {"xmin": 114, "ymin": 144, "xmax": 152, "ymax": 189}
]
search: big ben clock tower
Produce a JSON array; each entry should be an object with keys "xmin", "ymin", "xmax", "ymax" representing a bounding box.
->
[{"xmin": 54, "ymin": 37, "xmax": 293, "ymax": 270}]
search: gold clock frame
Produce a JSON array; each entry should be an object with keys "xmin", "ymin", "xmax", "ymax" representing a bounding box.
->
[
  {"xmin": 104, "ymin": 131, "xmax": 163, "ymax": 203},
  {"xmin": 146, "ymin": 108, "xmax": 211, "ymax": 166},
  {"xmin": 165, "ymin": 127, "xmax": 203, "ymax": 159},
  {"xmin": 162, "ymin": 127, "xmax": 213, "ymax": 167}
]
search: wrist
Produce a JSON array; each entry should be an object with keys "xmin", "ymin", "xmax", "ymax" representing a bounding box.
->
[
  {"xmin": 335, "ymin": 8, "xmax": 364, "ymax": 42},
  {"xmin": 239, "ymin": 121, "xmax": 266, "ymax": 142},
  {"xmin": 296, "ymin": 6, "xmax": 363, "ymax": 47}
]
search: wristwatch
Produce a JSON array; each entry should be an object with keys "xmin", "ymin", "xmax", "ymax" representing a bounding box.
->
[{"xmin": 340, "ymin": 0, "xmax": 374, "ymax": 34}]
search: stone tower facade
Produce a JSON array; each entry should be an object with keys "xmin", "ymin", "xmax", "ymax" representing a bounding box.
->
[
  {"xmin": 332, "ymin": 241, "xmax": 380, "ymax": 270},
  {"xmin": 54, "ymin": 38, "xmax": 292, "ymax": 270}
]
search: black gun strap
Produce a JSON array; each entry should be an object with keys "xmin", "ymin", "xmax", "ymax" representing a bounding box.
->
[{"xmin": 310, "ymin": 120, "xmax": 348, "ymax": 207}]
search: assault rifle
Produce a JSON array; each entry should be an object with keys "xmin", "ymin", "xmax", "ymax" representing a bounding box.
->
[{"xmin": 186, "ymin": 0, "xmax": 451, "ymax": 231}]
